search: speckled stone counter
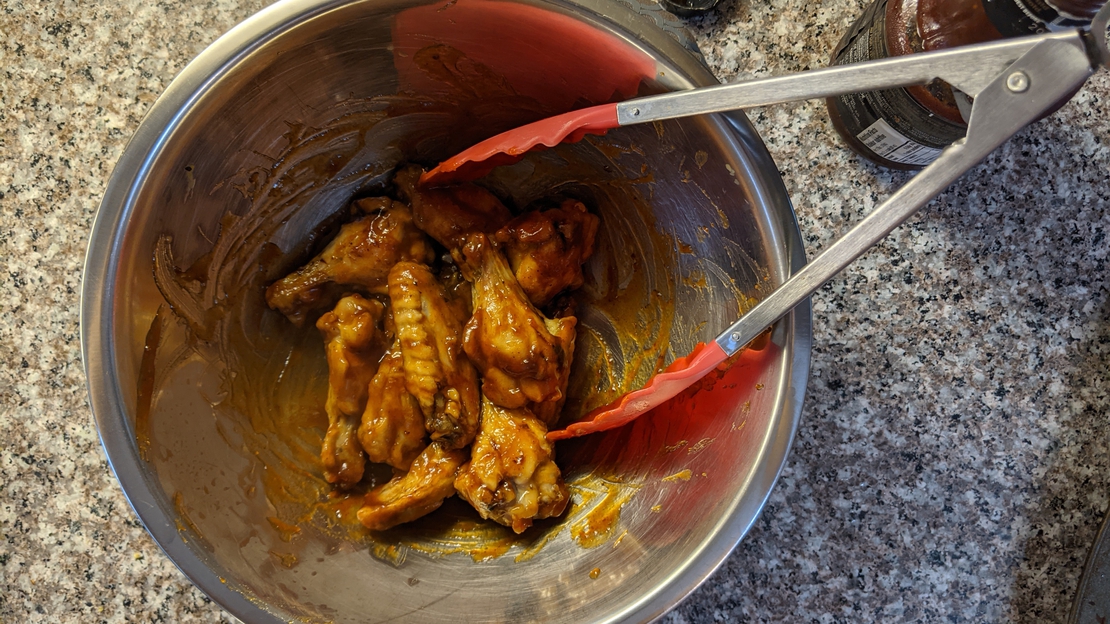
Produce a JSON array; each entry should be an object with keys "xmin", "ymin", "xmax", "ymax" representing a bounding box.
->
[{"xmin": 2, "ymin": 0, "xmax": 1108, "ymax": 621}]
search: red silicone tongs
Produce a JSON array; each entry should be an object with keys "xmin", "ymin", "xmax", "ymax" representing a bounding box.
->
[{"xmin": 425, "ymin": 11, "xmax": 1109, "ymax": 440}]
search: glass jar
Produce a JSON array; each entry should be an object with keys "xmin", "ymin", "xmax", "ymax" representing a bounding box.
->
[{"xmin": 826, "ymin": 0, "xmax": 1105, "ymax": 169}]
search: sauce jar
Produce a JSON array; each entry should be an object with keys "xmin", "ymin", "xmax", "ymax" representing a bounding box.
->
[{"xmin": 826, "ymin": 0, "xmax": 1105, "ymax": 169}]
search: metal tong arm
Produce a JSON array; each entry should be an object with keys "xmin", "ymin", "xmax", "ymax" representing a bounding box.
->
[
  {"xmin": 617, "ymin": 30, "xmax": 1101, "ymax": 126},
  {"xmin": 715, "ymin": 34, "xmax": 1097, "ymax": 356}
]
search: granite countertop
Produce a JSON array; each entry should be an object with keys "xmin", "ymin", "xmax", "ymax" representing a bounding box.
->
[{"xmin": 2, "ymin": 0, "xmax": 1108, "ymax": 621}]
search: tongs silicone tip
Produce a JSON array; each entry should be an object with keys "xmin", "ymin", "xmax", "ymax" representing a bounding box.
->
[{"xmin": 420, "ymin": 104, "xmax": 620, "ymax": 186}]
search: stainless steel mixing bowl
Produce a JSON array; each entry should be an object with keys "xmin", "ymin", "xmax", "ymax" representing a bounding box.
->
[{"xmin": 81, "ymin": 0, "xmax": 811, "ymax": 621}]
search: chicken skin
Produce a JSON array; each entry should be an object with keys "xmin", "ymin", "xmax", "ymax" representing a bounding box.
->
[
  {"xmin": 459, "ymin": 234, "xmax": 576, "ymax": 420},
  {"xmin": 393, "ymin": 165, "xmax": 512, "ymax": 250},
  {"xmin": 491, "ymin": 198, "xmax": 599, "ymax": 307},
  {"xmin": 316, "ymin": 295, "xmax": 388, "ymax": 487},
  {"xmin": 357, "ymin": 441, "xmax": 468, "ymax": 531},
  {"xmin": 388, "ymin": 261, "xmax": 481, "ymax": 449},
  {"xmin": 454, "ymin": 398, "xmax": 569, "ymax": 533},
  {"xmin": 266, "ymin": 201, "xmax": 435, "ymax": 326},
  {"xmin": 358, "ymin": 340, "xmax": 427, "ymax": 471}
]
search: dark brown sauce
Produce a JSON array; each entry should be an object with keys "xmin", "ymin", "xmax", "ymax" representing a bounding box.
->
[{"xmin": 134, "ymin": 306, "xmax": 164, "ymax": 462}]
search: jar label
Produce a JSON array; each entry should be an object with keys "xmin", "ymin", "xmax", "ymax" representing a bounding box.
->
[
  {"xmin": 828, "ymin": 0, "xmax": 965, "ymax": 167},
  {"xmin": 982, "ymin": 0, "xmax": 1090, "ymax": 37},
  {"xmin": 856, "ymin": 118, "xmax": 945, "ymax": 166}
]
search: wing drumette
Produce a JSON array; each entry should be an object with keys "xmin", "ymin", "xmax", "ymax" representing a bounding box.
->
[
  {"xmin": 393, "ymin": 165, "xmax": 512, "ymax": 250},
  {"xmin": 388, "ymin": 261, "xmax": 481, "ymax": 449},
  {"xmin": 491, "ymin": 198, "xmax": 599, "ymax": 307},
  {"xmin": 316, "ymin": 294, "xmax": 388, "ymax": 487},
  {"xmin": 266, "ymin": 200, "xmax": 434, "ymax": 326},
  {"xmin": 458, "ymin": 233, "xmax": 576, "ymax": 425},
  {"xmin": 455, "ymin": 398, "xmax": 569, "ymax": 533}
]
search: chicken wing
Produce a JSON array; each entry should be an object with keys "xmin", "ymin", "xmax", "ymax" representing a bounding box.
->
[
  {"xmin": 388, "ymin": 261, "xmax": 481, "ymax": 449},
  {"xmin": 459, "ymin": 234, "xmax": 576, "ymax": 419},
  {"xmin": 393, "ymin": 165, "xmax": 512, "ymax": 250},
  {"xmin": 357, "ymin": 441, "xmax": 468, "ymax": 531},
  {"xmin": 358, "ymin": 340, "xmax": 427, "ymax": 471},
  {"xmin": 316, "ymin": 295, "xmax": 388, "ymax": 487},
  {"xmin": 455, "ymin": 398, "xmax": 569, "ymax": 533},
  {"xmin": 491, "ymin": 198, "xmax": 599, "ymax": 307},
  {"xmin": 266, "ymin": 200, "xmax": 435, "ymax": 326}
]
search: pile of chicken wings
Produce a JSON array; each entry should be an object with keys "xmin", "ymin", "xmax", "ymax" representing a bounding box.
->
[{"xmin": 265, "ymin": 166, "xmax": 599, "ymax": 534}]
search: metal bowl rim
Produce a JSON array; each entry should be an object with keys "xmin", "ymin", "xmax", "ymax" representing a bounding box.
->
[{"xmin": 79, "ymin": 0, "xmax": 813, "ymax": 621}]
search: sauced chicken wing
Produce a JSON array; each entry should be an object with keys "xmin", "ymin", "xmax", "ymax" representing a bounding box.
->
[
  {"xmin": 393, "ymin": 165, "xmax": 512, "ymax": 250},
  {"xmin": 491, "ymin": 198, "xmax": 599, "ymax": 307},
  {"xmin": 357, "ymin": 441, "xmax": 468, "ymax": 531},
  {"xmin": 388, "ymin": 262, "xmax": 481, "ymax": 449},
  {"xmin": 266, "ymin": 201, "xmax": 435, "ymax": 326},
  {"xmin": 454, "ymin": 398, "xmax": 569, "ymax": 533},
  {"xmin": 459, "ymin": 234, "xmax": 576, "ymax": 417},
  {"xmin": 316, "ymin": 295, "xmax": 388, "ymax": 487},
  {"xmin": 358, "ymin": 340, "xmax": 427, "ymax": 471}
]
